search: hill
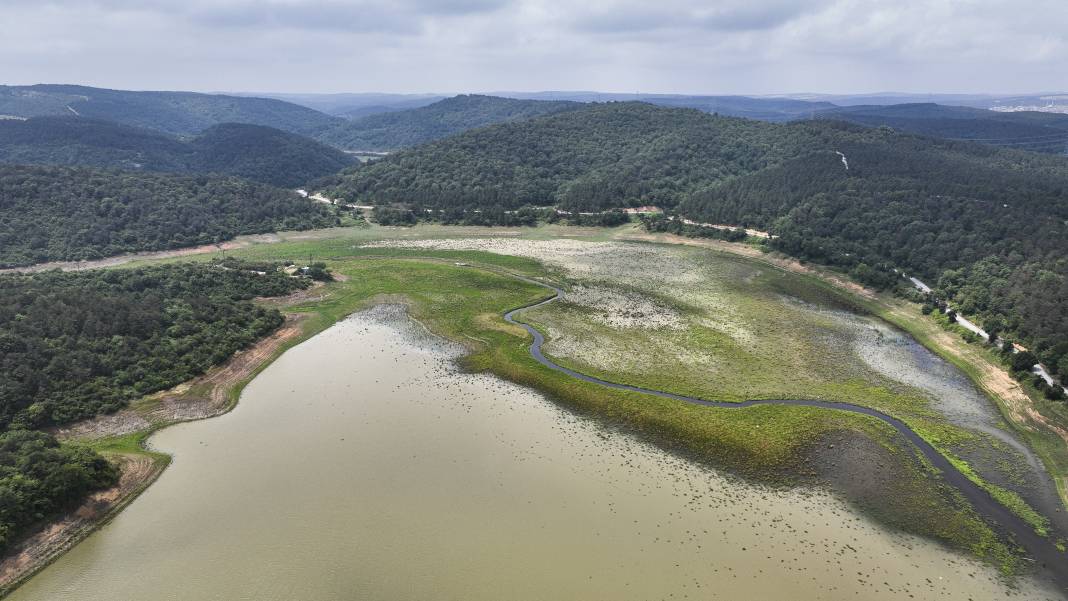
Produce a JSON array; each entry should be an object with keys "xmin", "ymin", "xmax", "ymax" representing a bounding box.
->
[
  {"xmin": 248, "ymin": 92, "xmax": 445, "ymax": 117},
  {"xmin": 0, "ymin": 165, "xmax": 337, "ymax": 267},
  {"xmin": 0, "ymin": 84, "xmax": 341, "ymax": 136},
  {"xmin": 0, "ymin": 117, "xmax": 353, "ymax": 187},
  {"xmin": 322, "ymin": 101, "xmax": 1068, "ymax": 376},
  {"xmin": 503, "ymin": 92, "xmax": 836, "ymax": 121},
  {"xmin": 815, "ymin": 103, "xmax": 1068, "ymax": 154},
  {"xmin": 322, "ymin": 102, "xmax": 810, "ymax": 210},
  {"xmin": 187, "ymin": 123, "xmax": 354, "ymax": 187},
  {"xmin": 316, "ymin": 95, "xmax": 581, "ymax": 151}
]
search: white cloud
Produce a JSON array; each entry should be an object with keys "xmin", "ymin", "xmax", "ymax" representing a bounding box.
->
[{"xmin": 0, "ymin": 0, "xmax": 1064, "ymax": 94}]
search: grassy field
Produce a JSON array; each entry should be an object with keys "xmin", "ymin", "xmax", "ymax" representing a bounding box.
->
[{"xmin": 65, "ymin": 222, "xmax": 1068, "ymax": 576}]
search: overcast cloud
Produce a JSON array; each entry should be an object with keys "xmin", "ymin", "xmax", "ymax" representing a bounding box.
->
[{"xmin": 0, "ymin": 0, "xmax": 1065, "ymax": 94}]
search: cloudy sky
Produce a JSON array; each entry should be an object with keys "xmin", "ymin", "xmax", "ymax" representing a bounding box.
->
[{"xmin": 1, "ymin": 0, "xmax": 1065, "ymax": 95}]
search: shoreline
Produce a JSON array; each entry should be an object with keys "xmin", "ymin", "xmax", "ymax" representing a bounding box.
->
[
  {"xmin": 620, "ymin": 229, "xmax": 1068, "ymax": 511},
  {"xmin": 503, "ymin": 274, "xmax": 1067, "ymax": 591},
  {"xmin": 2, "ymin": 225, "xmax": 1066, "ymax": 595},
  {"xmin": 0, "ymin": 310, "xmax": 312, "ymax": 597}
]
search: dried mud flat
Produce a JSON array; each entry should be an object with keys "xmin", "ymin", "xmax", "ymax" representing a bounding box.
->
[{"xmin": 0, "ymin": 454, "xmax": 163, "ymax": 595}]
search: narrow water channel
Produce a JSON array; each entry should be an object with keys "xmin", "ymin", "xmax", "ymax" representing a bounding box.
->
[{"xmin": 11, "ymin": 306, "xmax": 1061, "ymax": 600}]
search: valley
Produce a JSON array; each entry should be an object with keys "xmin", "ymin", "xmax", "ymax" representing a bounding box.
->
[{"xmin": 1, "ymin": 74, "xmax": 1068, "ymax": 599}]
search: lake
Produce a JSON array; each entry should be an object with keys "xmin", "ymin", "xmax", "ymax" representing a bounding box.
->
[{"xmin": 11, "ymin": 306, "xmax": 1059, "ymax": 600}]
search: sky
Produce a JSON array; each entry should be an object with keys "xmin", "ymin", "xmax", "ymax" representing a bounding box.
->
[{"xmin": 1, "ymin": 0, "xmax": 1066, "ymax": 95}]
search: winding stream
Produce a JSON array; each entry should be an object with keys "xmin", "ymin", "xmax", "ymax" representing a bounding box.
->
[
  {"xmin": 11, "ymin": 306, "xmax": 1062, "ymax": 600},
  {"xmin": 504, "ymin": 277, "xmax": 1068, "ymax": 591}
]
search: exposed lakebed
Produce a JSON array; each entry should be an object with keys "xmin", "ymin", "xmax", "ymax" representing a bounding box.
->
[{"xmin": 11, "ymin": 306, "xmax": 1060, "ymax": 600}]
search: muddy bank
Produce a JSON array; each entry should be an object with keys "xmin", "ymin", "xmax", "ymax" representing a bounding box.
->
[
  {"xmin": 53, "ymin": 314, "xmax": 307, "ymax": 441},
  {"xmin": 505, "ymin": 278, "xmax": 1068, "ymax": 591},
  {"xmin": 0, "ymin": 454, "xmax": 165, "ymax": 596},
  {"xmin": 0, "ymin": 312, "xmax": 309, "ymax": 594},
  {"xmin": 11, "ymin": 306, "xmax": 1059, "ymax": 601}
]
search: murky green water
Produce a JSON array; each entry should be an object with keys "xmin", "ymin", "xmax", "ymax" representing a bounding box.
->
[{"xmin": 11, "ymin": 306, "xmax": 1060, "ymax": 600}]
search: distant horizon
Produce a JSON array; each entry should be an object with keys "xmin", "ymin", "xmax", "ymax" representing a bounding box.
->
[{"xmin": 4, "ymin": 82, "xmax": 1068, "ymax": 101}]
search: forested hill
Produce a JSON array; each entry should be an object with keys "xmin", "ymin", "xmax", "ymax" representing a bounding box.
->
[
  {"xmin": 0, "ymin": 117, "xmax": 353, "ymax": 187},
  {"xmin": 321, "ymin": 102, "xmax": 804, "ymax": 209},
  {"xmin": 188, "ymin": 123, "xmax": 354, "ymax": 186},
  {"xmin": 321, "ymin": 101, "xmax": 1068, "ymax": 375},
  {"xmin": 814, "ymin": 103, "xmax": 1068, "ymax": 154},
  {"xmin": 678, "ymin": 120, "xmax": 1068, "ymax": 376},
  {"xmin": 0, "ymin": 165, "xmax": 337, "ymax": 267},
  {"xmin": 315, "ymin": 95, "xmax": 581, "ymax": 151},
  {"xmin": 0, "ymin": 84, "xmax": 341, "ymax": 136}
]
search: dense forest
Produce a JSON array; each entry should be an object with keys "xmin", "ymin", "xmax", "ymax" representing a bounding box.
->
[
  {"xmin": 505, "ymin": 92, "xmax": 835, "ymax": 121},
  {"xmin": 0, "ymin": 84, "xmax": 341, "ymax": 136},
  {"xmin": 0, "ymin": 260, "xmax": 310, "ymax": 552},
  {"xmin": 320, "ymin": 102, "xmax": 808, "ymax": 210},
  {"xmin": 320, "ymin": 101, "xmax": 1068, "ymax": 381},
  {"xmin": 316, "ymin": 95, "xmax": 580, "ymax": 151},
  {"xmin": 0, "ymin": 261, "xmax": 308, "ymax": 428},
  {"xmin": 186, "ymin": 123, "xmax": 353, "ymax": 187},
  {"xmin": 0, "ymin": 165, "xmax": 338, "ymax": 267},
  {"xmin": 676, "ymin": 123, "xmax": 1068, "ymax": 376},
  {"xmin": 0, "ymin": 118, "xmax": 354, "ymax": 187},
  {"xmin": 0, "ymin": 430, "xmax": 118, "ymax": 552},
  {"xmin": 815, "ymin": 103, "xmax": 1068, "ymax": 154}
]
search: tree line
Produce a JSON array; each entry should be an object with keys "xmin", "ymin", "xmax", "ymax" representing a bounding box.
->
[
  {"xmin": 0, "ymin": 260, "xmax": 315, "ymax": 552},
  {"xmin": 0, "ymin": 165, "xmax": 338, "ymax": 267},
  {"xmin": 318, "ymin": 102, "xmax": 1068, "ymax": 383}
]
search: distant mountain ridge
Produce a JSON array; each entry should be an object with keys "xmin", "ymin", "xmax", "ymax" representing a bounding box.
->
[
  {"xmin": 499, "ymin": 91, "xmax": 836, "ymax": 122},
  {"xmin": 0, "ymin": 84, "xmax": 342, "ymax": 136},
  {"xmin": 7, "ymin": 85, "xmax": 1066, "ymax": 156},
  {"xmin": 815, "ymin": 103, "xmax": 1068, "ymax": 154},
  {"xmin": 0, "ymin": 117, "xmax": 353, "ymax": 187},
  {"xmin": 317, "ymin": 94, "xmax": 581, "ymax": 151}
]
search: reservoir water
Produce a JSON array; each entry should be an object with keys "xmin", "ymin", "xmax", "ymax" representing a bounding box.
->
[{"xmin": 11, "ymin": 306, "xmax": 1060, "ymax": 600}]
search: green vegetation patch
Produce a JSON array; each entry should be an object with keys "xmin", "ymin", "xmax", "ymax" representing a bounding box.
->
[
  {"xmin": 0, "ymin": 165, "xmax": 338, "ymax": 267},
  {"xmin": 0, "ymin": 260, "xmax": 309, "ymax": 429}
]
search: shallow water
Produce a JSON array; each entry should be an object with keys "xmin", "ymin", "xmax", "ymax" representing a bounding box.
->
[
  {"xmin": 849, "ymin": 313, "xmax": 1067, "ymax": 531},
  {"xmin": 12, "ymin": 307, "xmax": 1061, "ymax": 600}
]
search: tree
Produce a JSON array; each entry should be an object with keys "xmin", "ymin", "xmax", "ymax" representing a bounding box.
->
[{"xmin": 1011, "ymin": 351, "xmax": 1038, "ymax": 373}]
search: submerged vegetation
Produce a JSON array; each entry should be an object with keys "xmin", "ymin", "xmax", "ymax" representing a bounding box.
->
[
  {"xmin": 2, "ymin": 224, "xmax": 1063, "ymax": 588},
  {"xmin": 192, "ymin": 230, "xmax": 1059, "ymax": 575}
]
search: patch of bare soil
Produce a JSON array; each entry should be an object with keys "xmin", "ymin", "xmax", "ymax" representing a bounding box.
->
[
  {"xmin": 54, "ymin": 314, "xmax": 308, "ymax": 441},
  {"xmin": 0, "ymin": 453, "xmax": 163, "ymax": 594},
  {"xmin": 617, "ymin": 231, "xmax": 876, "ymax": 299},
  {"xmin": 0, "ymin": 240, "xmax": 253, "ymax": 274}
]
